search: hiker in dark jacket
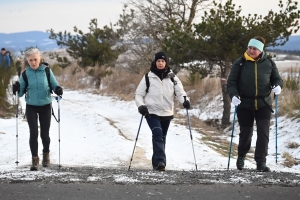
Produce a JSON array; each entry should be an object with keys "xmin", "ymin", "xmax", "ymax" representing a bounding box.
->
[
  {"xmin": 227, "ymin": 36, "xmax": 282, "ymax": 172},
  {"xmin": 12, "ymin": 48, "xmax": 63, "ymax": 171},
  {"xmin": 135, "ymin": 51, "xmax": 190, "ymax": 171},
  {"xmin": 0, "ymin": 48, "xmax": 11, "ymax": 70}
]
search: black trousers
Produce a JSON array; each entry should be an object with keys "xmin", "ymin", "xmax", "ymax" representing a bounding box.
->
[
  {"xmin": 146, "ymin": 117, "xmax": 171, "ymax": 168},
  {"xmin": 237, "ymin": 106, "xmax": 271, "ymax": 164},
  {"xmin": 26, "ymin": 104, "xmax": 51, "ymax": 157}
]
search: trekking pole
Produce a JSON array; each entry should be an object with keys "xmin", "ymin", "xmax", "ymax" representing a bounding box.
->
[
  {"xmin": 184, "ymin": 96, "xmax": 197, "ymax": 171},
  {"xmin": 15, "ymin": 91, "xmax": 19, "ymax": 166},
  {"xmin": 227, "ymin": 105, "xmax": 237, "ymax": 171},
  {"xmin": 52, "ymin": 96, "xmax": 62, "ymax": 168},
  {"xmin": 275, "ymin": 95, "xmax": 278, "ymax": 164},
  {"xmin": 128, "ymin": 115, "xmax": 144, "ymax": 171}
]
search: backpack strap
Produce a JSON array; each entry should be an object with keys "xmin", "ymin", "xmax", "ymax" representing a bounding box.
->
[
  {"xmin": 145, "ymin": 72, "xmax": 177, "ymax": 95},
  {"xmin": 44, "ymin": 66, "xmax": 52, "ymax": 94},
  {"xmin": 145, "ymin": 72, "xmax": 150, "ymax": 93},
  {"xmin": 21, "ymin": 70, "xmax": 28, "ymax": 94}
]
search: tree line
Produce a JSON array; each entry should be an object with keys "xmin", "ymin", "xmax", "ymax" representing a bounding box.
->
[{"xmin": 47, "ymin": 0, "xmax": 300, "ymax": 126}]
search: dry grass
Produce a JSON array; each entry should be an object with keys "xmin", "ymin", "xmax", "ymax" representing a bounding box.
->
[
  {"xmin": 183, "ymin": 76, "xmax": 221, "ymax": 105},
  {"xmin": 286, "ymin": 141, "xmax": 300, "ymax": 149},
  {"xmin": 278, "ymin": 90, "xmax": 300, "ymax": 118},
  {"xmin": 99, "ymin": 68, "xmax": 145, "ymax": 101},
  {"xmin": 282, "ymin": 151, "xmax": 299, "ymax": 168}
]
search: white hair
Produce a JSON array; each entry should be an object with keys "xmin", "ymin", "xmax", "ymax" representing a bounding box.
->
[{"xmin": 22, "ymin": 48, "xmax": 44, "ymax": 69}]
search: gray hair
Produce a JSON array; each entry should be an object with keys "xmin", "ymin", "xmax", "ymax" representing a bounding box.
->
[{"xmin": 21, "ymin": 48, "xmax": 44, "ymax": 69}]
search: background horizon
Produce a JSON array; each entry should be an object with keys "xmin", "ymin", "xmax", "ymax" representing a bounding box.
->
[{"xmin": 1, "ymin": 0, "xmax": 299, "ymax": 35}]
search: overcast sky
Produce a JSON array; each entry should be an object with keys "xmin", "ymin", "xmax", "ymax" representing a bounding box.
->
[{"xmin": 1, "ymin": 0, "xmax": 299, "ymax": 35}]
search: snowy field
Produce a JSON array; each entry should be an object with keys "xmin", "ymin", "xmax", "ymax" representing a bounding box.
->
[{"xmin": 1, "ymin": 87, "xmax": 299, "ymax": 177}]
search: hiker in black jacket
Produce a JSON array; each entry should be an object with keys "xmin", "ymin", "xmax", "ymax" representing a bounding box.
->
[{"xmin": 227, "ymin": 36, "xmax": 282, "ymax": 172}]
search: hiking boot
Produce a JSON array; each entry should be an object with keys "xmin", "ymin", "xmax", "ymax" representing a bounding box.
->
[
  {"xmin": 236, "ymin": 156, "xmax": 245, "ymax": 170},
  {"xmin": 154, "ymin": 162, "xmax": 165, "ymax": 171},
  {"xmin": 30, "ymin": 156, "xmax": 39, "ymax": 171},
  {"xmin": 256, "ymin": 163, "xmax": 270, "ymax": 172},
  {"xmin": 42, "ymin": 152, "xmax": 50, "ymax": 167}
]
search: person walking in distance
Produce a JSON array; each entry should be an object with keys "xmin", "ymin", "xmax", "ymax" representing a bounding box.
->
[
  {"xmin": 0, "ymin": 48, "xmax": 11, "ymax": 70},
  {"xmin": 135, "ymin": 51, "xmax": 190, "ymax": 171},
  {"xmin": 12, "ymin": 48, "xmax": 63, "ymax": 171},
  {"xmin": 227, "ymin": 36, "xmax": 282, "ymax": 172}
]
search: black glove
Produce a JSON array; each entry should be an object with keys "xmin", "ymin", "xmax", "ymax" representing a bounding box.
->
[
  {"xmin": 55, "ymin": 86, "xmax": 63, "ymax": 96},
  {"xmin": 183, "ymin": 100, "xmax": 190, "ymax": 109},
  {"xmin": 13, "ymin": 81, "xmax": 20, "ymax": 95},
  {"xmin": 138, "ymin": 105, "xmax": 149, "ymax": 116}
]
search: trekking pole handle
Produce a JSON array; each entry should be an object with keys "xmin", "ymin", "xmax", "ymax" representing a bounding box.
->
[
  {"xmin": 184, "ymin": 96, "xmax": 188, "ymax": 108},
  {"xmin": 54, "ymin": 96, "xmax": 62, "ymax": 101}
]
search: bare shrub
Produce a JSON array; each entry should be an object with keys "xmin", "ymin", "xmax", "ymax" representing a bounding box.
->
[
  {"xmin": 282, "ymin": 151, "xmax": 298, "ymax": 167},
  {"xmin": 183, "ymin": 76, "xmax": 221, "ymax": 105},
  {"xmin": 279, "ymin": 90, "xmax": 300, "ymax": 118},
  {"xmin": 286, "ymin": 142, "xmax": 300, "ymax": 149},
  {"xmin": 56, "ymin": 63, "xmax": 91, "ymax": 90},
  {"xmin": 99, "ymin": 68, "xmax": 144, "ymax": 101}
]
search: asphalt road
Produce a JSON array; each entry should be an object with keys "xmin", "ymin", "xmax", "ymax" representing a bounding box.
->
[
  {"xmin": 1, "ymin": 167, "xmax": 300, "ymax": 200},
  {"xmin": 1, "ymin": 182, "xmax": 300, "ymax": 200}
]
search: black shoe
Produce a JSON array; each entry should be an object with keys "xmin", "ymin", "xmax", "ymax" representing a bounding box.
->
[
  {"xmin": 256, "ymin": 163, "xmax": 270, "ymax": 172},
  {"xmin": 154, "ymin": 162, "xmax": 165, "ymax": 171},
  {"xmin": 236, "ymin": 156, "xmax": 245, "ymax": 170}
]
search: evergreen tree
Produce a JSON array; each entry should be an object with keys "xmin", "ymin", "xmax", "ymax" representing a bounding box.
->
[{"xmin": 163, "ymin": 0, "xmax": 300, "ymax": 126}]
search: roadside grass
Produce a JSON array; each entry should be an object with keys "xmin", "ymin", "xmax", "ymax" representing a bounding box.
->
[
  {"xmin": 282, "ymin": 151, "xmax": 299, "ymax": 168},
  {"xmin": 286, "ymin": 141, "xmax": 300, "ymax": 149}
]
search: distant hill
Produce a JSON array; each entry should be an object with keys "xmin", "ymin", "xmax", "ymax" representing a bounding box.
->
[
  {"xmin": 0, "ymin": 31, "xmax": 59, "ymax": 53},
  {"xmin": 267, "ymin": 35, "xmax": 300, "ymax": 51},
  {"xmin": 0, "ymin": 31, "xmax": 299, "ymax": 54}
]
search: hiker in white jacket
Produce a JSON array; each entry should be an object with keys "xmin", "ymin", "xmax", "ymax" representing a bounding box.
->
[{"xmin": 135, "ymin": 51, "xmax": 190, "ymax": 171}]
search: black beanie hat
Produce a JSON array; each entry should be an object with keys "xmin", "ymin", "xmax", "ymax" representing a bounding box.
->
[{"xmin": 154, "ymin": 52, "xmax": 168, "ymax": 64}]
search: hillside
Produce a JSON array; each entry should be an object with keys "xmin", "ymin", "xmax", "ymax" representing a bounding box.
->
[
  {"xmin": 0, "ymin": 31, "xmax": 59, "ymax": 53},
  {"xmin": 0, "ymin": 31, "xmax": 300, "ymax": 54}
]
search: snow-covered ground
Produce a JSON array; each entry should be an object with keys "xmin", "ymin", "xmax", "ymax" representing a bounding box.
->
[{"xmin": 1, "ymin": 87, "xmax": 299, "ymax": 177}]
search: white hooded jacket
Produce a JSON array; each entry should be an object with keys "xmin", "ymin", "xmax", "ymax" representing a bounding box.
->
[{"xmin": 135, "ymin": 70, "xmax": 188, "ymax": 116}]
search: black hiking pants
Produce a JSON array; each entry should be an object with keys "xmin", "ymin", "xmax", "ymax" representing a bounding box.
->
[
  {"xmin": 26, "ymin": 104, "xmax": 51, "ymax": 157},
  {"xmin": 237, "ymin": 106, "xmax": 271, "ymax": 164},
  {"xmin": 146, "ymin": 117, "xmax": 171, "ymax": 168}
]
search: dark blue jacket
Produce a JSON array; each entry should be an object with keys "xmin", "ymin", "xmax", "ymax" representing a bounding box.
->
[{"xmin": 0, "ymin": 54, "xmax": 10, "ymax": 69}]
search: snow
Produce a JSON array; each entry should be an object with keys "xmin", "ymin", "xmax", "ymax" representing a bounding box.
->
[{"xmin": 0, "ymin": 76, "xmax": 300, "ymax": 181}]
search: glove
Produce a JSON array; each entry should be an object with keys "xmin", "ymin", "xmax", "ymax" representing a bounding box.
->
[
  {"xmin": 12, "ymin": 81, "xmax": 20, "ymax": 95},
  {"xmin": 183, "ymin": 100, "xmax": 190, "ymax": 109},
  {"xmin": 55, "ymin": 86, "xmax": 63, "ymax": 96},
  {"xmin": 138, "ymin": 105, "xmax": 149, "ymax": 116},
  {"xmin": 232, "ymin": 96, "xmax": 241, "ymax": 106},
  {"xmin": 272, "ymin": 85, "xmax": 281, "ymax": 95}
]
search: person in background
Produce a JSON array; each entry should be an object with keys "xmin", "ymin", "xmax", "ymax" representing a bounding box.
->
[
  {"xmin": 12, "ymin": 48, "xmax": 63, "ymax": 171},
  {"xmin": 135, "ymin": 51, "xmax": 190, "ymax": 171},
  {"xmin": 0, "ymin": 48, "xmax": 11, "ymax": 70},
  {"xmin": 227, "ymin": 36, "xmax": 282, "ymax": 172},
  {"xmin": 5, "ymin": 51, "xmax": 13, "ymax": 64}
]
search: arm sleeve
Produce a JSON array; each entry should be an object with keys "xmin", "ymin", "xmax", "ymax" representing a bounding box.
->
[
  {"xmin": 6, "ymin": 56, "xmax": 11, "ymax": 67},
  {"xmin": 174, "ymin": 76, "xmax": 189, "ymax": 104},
  {"xmin": 49, "ymin": 68, "xmax": 59, "ymax": 92},
  {"xmin": 18, "ymin": 74, "xmax": 25, "ymax": 97},
  {"xmin": 135, "ymin": 76, "xmax": 147, "ymax": 108},
  {"xmin": 226, "ymin": 58, "xmax": 241, "ymax": 99},
  {"xmin": 270, "ymin": 61, "xmax": 283, "ymax": 88}
]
